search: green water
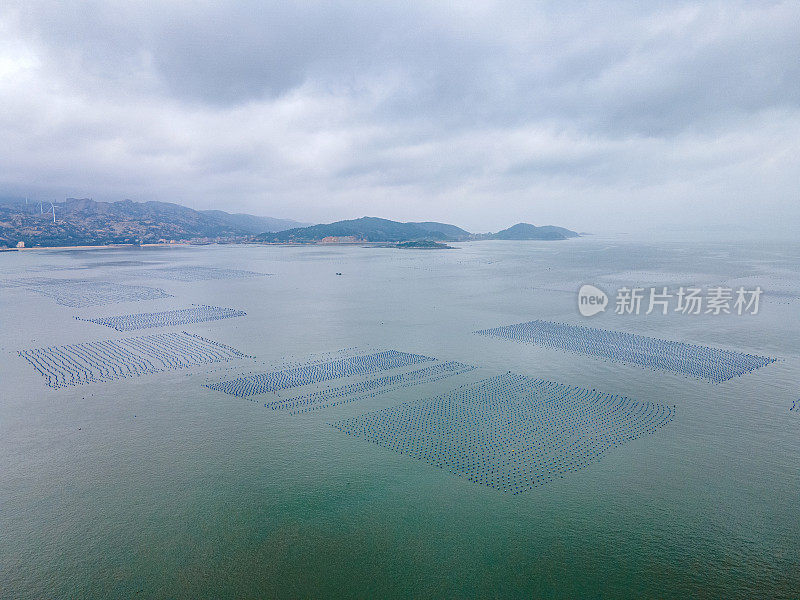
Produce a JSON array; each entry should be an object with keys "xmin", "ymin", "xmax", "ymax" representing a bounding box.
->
[{"xmin": 1, "ymin": 238, "xmax": 798, "ymax": 599}]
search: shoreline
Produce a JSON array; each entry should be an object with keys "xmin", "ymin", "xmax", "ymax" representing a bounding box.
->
[
  {"xmin": 3, "ymin": 237, "xmax": 583, "ymax": 251},
  {"xmin": 10, "ymin": 242, "xmax": 193, "ymax": 251}
]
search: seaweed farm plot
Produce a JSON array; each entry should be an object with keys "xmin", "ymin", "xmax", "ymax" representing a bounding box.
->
[
  {"xmin": 268, "ymin": 361, "xmax": 476, "ymax": 414},
  {"xmin": 7, "ymin": 278, "xmax": 171, "ymax": 307},
  {"xmin": 330, "ymin": 373, "xmax": 675, "ymax": 494},
  {"xmin": 18, "ymin": 332, "xmax": 252, "ymax": 389},
  {"xmin": 0, "ymin": 276, "xmax": 66, "ymax": 289},
  {"xmin": 791, "ymin": 400, "xmax": 798, "ymax": 413},
  {"xmin": 206, "ymin": 350, "xmax": 437, "ymax": 398},
  {"xmin": 78, "ymin": 305, "xmax": 246, "ymax": 331},
  {"xmin": 726, "ymin": 276, "xmax": 800, "ymax": 305},
  {"xmin": 474, "ymin": 320, "xmax": 776, "ymax": 383},
  {"xmin": 144, "ymin": 266, "xmax": 270, "ymax": 281}
]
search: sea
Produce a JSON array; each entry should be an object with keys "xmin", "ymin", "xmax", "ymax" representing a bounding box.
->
[{"xmin": 1, "ymin": 236, "xmax": 798, "ymax": 599}]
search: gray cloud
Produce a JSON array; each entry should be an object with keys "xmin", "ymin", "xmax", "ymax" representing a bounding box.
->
[{"xmin": 0, "ymin": 1, "xmax": 798, "ymax": 233}]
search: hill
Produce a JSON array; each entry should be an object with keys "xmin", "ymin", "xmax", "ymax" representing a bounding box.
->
[
  {"xmin": 0, "ymin": 197, "xmax": 578, "ymax": 248},
  {"xmin": 0, "ymin": 198, "xmax": 304, "ymax": 247},
  {"xmin": 257, "ymin": 217, "xmax": 469, "ymax": 243},
  {"xmin": 408, "ymin": 221, "xmax": 471, "ymax": 240},
  {"xmin": 490, "ymin": 223, "xmax": 579, "ymax": 240},
  {"xmin": 200, "ymin": 210, "xmax": 309, "ymax": 234}
]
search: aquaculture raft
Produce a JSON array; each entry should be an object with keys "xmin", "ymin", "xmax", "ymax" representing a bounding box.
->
[
  {"xmin": 5, "ymin": 277, "xmax": 171, "ymax": 307},
  {"xmin": 18, "ymin": 332, "xmax": 251, "ymax": 388},
  {"xmin": 143, "ymin": 266, "xmax": 269, "ymax": 281},
  {"xmin": 475, "ymin": 320, "xmax": 776, "ymax": 383},
  {"xmin": 330, "ymin": 373, "xmax": 675, "ymax": 493},
  {"xmin": 79, "ymin": 305, "xmax": 246, "ymax": 331},
  {"xmin": 269, "ymin": 361, "xmax": 475, "ymax": 414},
  {"xmin": 206, "ymin": 350, "xmax": 436, "ymax": 397}
]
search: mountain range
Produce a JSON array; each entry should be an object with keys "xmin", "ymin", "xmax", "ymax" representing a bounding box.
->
[
  {"xmin": 0, "ymin": 197, "xmax": 579, "ymax": 247},
  {"xmin": 199, "ymin": 210, "xmax": 309, "ymax": 235},
  {"xmin": 0, "ymin": 198, "xmax": 308, "ymax": 247},
  {"xmin": 257, "ymin": 217, "xmax": 472, "ymax": 243},
  {"xmin": 258, "ymin": 217, "xmax": 578, "ymax": 243}
]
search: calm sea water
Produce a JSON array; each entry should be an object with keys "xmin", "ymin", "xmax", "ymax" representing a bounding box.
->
[{"xmin": 1, "ymin": 237, "xmax": 798, "ymax": 599}]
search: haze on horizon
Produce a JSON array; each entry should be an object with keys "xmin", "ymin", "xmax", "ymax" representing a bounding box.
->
[{"xmin": 0, "ymin": 1, "xmax": 798, "ymax": 235}]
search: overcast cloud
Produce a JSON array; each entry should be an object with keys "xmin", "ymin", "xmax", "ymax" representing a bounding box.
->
[{"xmin": 1, "ymin": 1, "xmax": 798, "ymax": 233}]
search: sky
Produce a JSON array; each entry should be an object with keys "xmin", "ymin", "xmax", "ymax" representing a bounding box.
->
[{"xmin": 0, "ymin": 1, "xmax": 798, "ymax": 233}]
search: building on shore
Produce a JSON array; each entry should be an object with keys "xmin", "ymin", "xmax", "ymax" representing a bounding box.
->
[{"xmin": 320, "ymin": 236, "xmax": 361, "ymax": 244}]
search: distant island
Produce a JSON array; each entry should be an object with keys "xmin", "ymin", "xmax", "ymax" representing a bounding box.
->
[
  {"xmin": 0, "ymin": 197, "xmax": 579, "ymax": 248},
  {"xmin": 257, "ymin": 217, "xmax": 471, "ymax": 243},
  {"xmin": 395, "ymin": 240, "xmax": 454, "ymax": 249},
  {"xmin": 257, "ymin": 216, "xmax": 578, "ymax": 244},
  {"xmin": 489, "ymin": 222, "xmax": 579, "ymax": 240}
]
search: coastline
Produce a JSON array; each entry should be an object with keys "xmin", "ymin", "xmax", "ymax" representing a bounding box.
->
[{"xmin": 10, "ymin": 242, "xmax": 192, "ymax": 251}]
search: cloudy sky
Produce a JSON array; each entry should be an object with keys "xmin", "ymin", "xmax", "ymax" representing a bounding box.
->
[{"xmin": 1, "ymin": 1, "xmax": 798, "ymax": 233}]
